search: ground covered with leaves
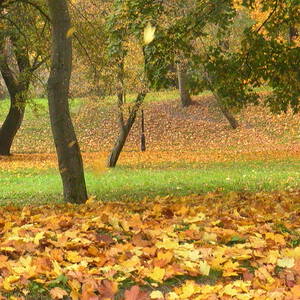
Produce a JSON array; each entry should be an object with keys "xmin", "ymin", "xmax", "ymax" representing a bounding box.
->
[
  {"xmin": 0, "ymin": 192, "xmax": 300, "ymax": 299},
  {"xmin": 6, "ymin": 94, "xmax": 300, "ymax": 154}
]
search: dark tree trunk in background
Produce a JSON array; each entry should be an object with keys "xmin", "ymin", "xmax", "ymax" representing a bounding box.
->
[
  {"xmin": 215, "ymin": 96, "xmax": 239, "ymax": 129},
  {"xmin": 289, "ymin": 26, "xmax": 298, "ymax": 44},
  {"xmin": 108, "ymin": 93, "xmax": 146, "ymax": 168},
  {"xmin": 177, "ymin": 63, "xmax": 192, "ymax": 107},
  {"xmin": 204, "ymin": 71, "xmax": 239, "ymax": 129},
  {"xmin": 47, "ymin": 0, "xmax": 87, "ymax": 204},
  {"xmin": 140, "ymin": 109, "xmax": 146, "ymax": 152},
  {"xmin": 0, "ymin": 93, "xmax": 25, "ymax": 155},
  {"xmin": 0, "ymin": 38, "xmax": 29, "ymax": 155},
  {"xmin": 211, "ymin": 39, "xmax": 238, "ymax": 129}
]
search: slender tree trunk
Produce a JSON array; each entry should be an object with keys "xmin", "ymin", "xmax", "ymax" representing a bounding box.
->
[
  {"xmin": 107, "ymin": 126, "xmax": 130, "ymax": 168},
  {"xmin": 107, "ymin": 93, "xmax": 146, "ymax": 168},
  {"xmin": 204, "ymin": 72, "xmax": 238, "ymax": 129},
  {"xmin": 47, "ymin": 0, "xmax": 87, "ymax": 204},
  {"xmin": 140, "ymin": 109, "xmax": 146, "ymax": 152},
  {"xmin": 215, "ymin": 96, "xmax": 239, "ymax": 129},
  {"xmin": 177, "ymin": 63, "xmax": 192, "ymax": 107}
]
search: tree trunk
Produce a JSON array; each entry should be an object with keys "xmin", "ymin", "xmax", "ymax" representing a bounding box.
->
[
  {"xmin": 0, "ymin": 94, "xmax": 25, "ymax": 155},
  {"xmin": 204, "ymin": 72, "xmax": 238, "ymax": 129},
  {"xmin": 177, "ymin": 63, "xmax": 192, "ymax": 107},
  {"xmin": 215, "ymin": 97, "xmax": 239, "ymax": 129},
  {"xmin": 0, "ymin": 38, "xmax": 28, "ymax": 156},
  {"xmin": 289, "ymin": 26, "xmax": 298, "ymax": 44},
  {"xmin": 47, "ymin": 0, "xmax": 87, "ymax": 204},
  {"xmin": 107, "ymin": 126, "xmax": 130, "ymax": 168},
  {"xmin": 107, "ymin": 93, "xmax": 146, "ymax": 168}
]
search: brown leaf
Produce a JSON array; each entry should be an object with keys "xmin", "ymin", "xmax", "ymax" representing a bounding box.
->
[
  {"xmin": 97, "ymin": 280, "xmax": 118, "ymax": 299},
  {"xmin": 132, "ymin": 233, "xmax": 152, "ymax": 247},
  {"xmin": 49, "ymin": 287, "xmax": 68, "ymax": 299},
  {"xmin": 124, "ymin": 285, "xmax": 149, "ymax": 300},
  {"xmin": 96, "ymin": 233, "xmax": 114, "ymax": 245}
]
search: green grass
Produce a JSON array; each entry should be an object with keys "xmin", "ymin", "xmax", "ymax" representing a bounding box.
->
[
  {"xmin": 0, "ymin": 86, "xmax": 272, "ymax": 121},
  {"xmin": 1, "ymin": 159, "xmax": 299, "ymax": 206},
  {"xmin": 0, "ymin": 98, "xmax": 82, "ymax": 120},
  {"xmin": 0, "ymin": 89, "xmax": 209, "ymax": 120}
]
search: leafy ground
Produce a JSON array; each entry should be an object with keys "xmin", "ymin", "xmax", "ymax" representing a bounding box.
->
[
  {"xmin": 1, "ymin": 90, "xmax": 299, "ymax": 154},
  {"xmin": 0, "ymin": 193, "xmax": 300, "ymax": 299},
  {"xmin": 1, "ymin": 91, "xmax": 300, "ymax": 299}
]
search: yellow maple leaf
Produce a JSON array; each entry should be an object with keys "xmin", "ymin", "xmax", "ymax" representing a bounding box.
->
[
  {"xmin": 181, "ymin": 281, "xmax": 196, "ymax": 298},
  {"xmin": 121, "ymin": 255, "xmax": 140, "ymax": 271},
  {"xmin": 52, "ymin": 260, "xmax": 63, "ymax": 277},
  {"xmin": 66, "ymin": 251, "xmax": 82, "ymax": 263},
  {"xmin": 150, "ymin": 290, "xmax": 164, "ymax": 299},
  {"xmin": 34, "ymin": 231, "xmax": 45, "ymax": 245},
  {"xmin": 199, "ymin": 260, "xmax": 210, "ymax": 276},
  {"xmin": 149, "ymin": 267, "xmax": 165, "ymax": 282},
  {"xmin": 222, "ymin": 284, "xmax": 238, "ymax": 296},
  {"xmin": 157, "ymin": 250, "xmax": 173, "ymax": 262},
  {"xmin": 277, "ymin": 257, "xmax": 295, "ymax": 268},
  {"xmin": 166, "ymin": 292, "xmax": 179, "ymax": 299},
  {"xmin": 156, "ymin": 237, "xmax": 178, "ymax": 250},
  {"xmin": 144, "ymin": 23, "xmax": 156, "ymax": 45},
  {"xmin": 203, "ymin": 232, "xmax": 217, "ymax": 243},
  {"xmin": 3, "ymin": 275, "xmax": 20, "ymax": 291}
]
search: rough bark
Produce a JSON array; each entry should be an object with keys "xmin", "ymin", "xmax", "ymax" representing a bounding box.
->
[
  {"xmin": 0, "ymin": 38, "xmax": 28, "ymax": 155},
  {"xmin": 177, "ymin": 63, "xmax": 192, "ymax": 107},
  {"xmin": 47, "ymin": 0, "xmax": 87, "ymax": 204},
  {"xmin": 108, "ymin": 93, "xmax": 146, "ymax": 168}
]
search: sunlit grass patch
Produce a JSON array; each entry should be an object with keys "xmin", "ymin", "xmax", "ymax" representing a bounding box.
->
[{"xmin": 1, "ymin": 159, "xmax": 299, "ymax": 205}]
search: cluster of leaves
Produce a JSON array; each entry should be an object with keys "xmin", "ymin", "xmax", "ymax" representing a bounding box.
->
[{"xmin": 0, "ymin": 191, "xmax": 300, "ymax": 299}]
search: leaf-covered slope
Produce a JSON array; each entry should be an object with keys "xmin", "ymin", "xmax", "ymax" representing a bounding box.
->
[{"xmin": 9, "ymin": 94, "xmax": 300, "ymax": 154}]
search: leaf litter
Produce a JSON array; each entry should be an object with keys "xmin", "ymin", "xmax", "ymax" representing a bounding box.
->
[{"xmin": 0, "ymin": 191, "xmax": 299, "ymax": 299}]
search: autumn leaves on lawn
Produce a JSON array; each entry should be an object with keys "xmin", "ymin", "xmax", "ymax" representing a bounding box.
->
[{"xmin": 0, "ymin": 192, "xmax": 300, "ymax": 299}]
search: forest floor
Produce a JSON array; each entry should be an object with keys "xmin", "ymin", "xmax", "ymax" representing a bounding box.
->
[{"xmin": 0, "ymin": 91, "xmax": 300, "ymax": 299}]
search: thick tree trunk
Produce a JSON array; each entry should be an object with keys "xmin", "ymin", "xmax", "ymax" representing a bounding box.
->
[
  {"xmin": 108, "ymin": 93, "xmax": 146, "ymax": 168},
  {"xmin": 47, "ymin": 0, "xmax": 87, "ymax": 204},
  {"xmin": 177, "ymin": 63, "xmax": 192, "ymax": 107}
]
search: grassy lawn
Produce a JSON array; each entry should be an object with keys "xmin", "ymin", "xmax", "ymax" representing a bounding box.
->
[{"xmin": 2, "ymin": 159, "xmax": 299, "ymax": 206}]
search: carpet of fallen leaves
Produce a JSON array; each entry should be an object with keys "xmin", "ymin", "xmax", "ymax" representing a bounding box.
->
[
  {"xmin": 10, "ymin": 95, "xmax": 300, "ymax": 154},
  {"xmin": 2, "ymin": 94, "xmax": 300, "ymax": 299},
  {"xmin": 0, "ymin": 192, "xmax": 300, "ymax": 299},
  {"xmin": 1, "ymin": 147, "xmax": 300, "ymax": 172}
]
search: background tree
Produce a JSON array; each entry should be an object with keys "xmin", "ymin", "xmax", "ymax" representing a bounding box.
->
[
  {"xmin": 239, "ymin": 0, "xmax": 300, "ymax": 113},
  {"xmin": 0, "ymin": 1, "xmax": 50, "ymax": 155},
  {"xmin": 104, "ymin": 0, "xmax": 163, "ymax": 167}
]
